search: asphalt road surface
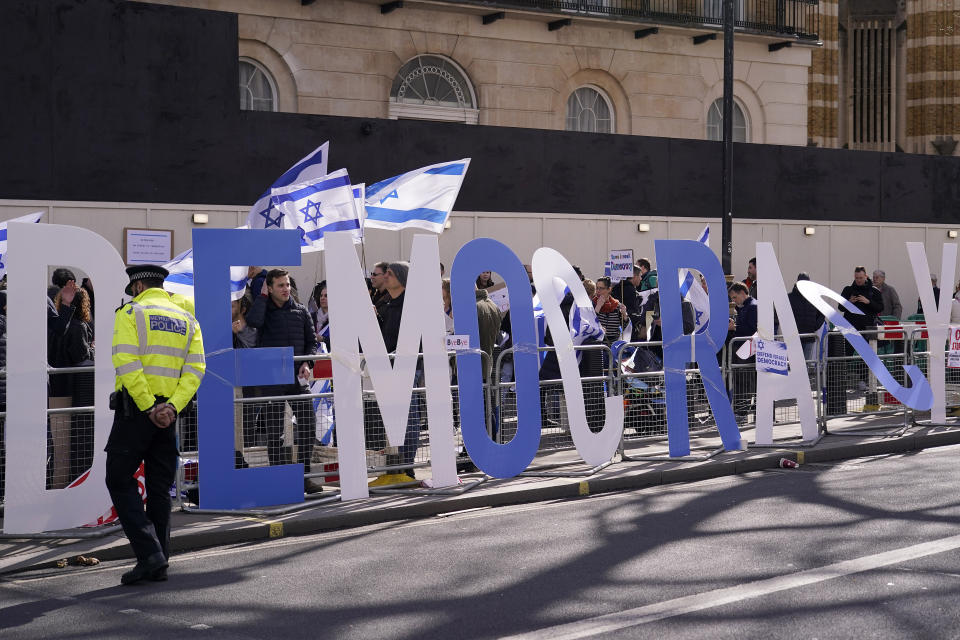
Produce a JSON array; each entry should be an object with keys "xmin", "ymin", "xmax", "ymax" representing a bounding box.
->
[{"xmin": 3, "ymin": 445, "xmax": 960, "ymax": 639}]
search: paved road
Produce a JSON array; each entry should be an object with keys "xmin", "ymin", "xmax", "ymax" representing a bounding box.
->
[{"xmin": 3, "ymin": 445, "xmax": 960, "ymax": 639}]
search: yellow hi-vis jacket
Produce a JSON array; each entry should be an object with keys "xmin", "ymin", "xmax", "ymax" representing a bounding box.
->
[{"xmin": 112, "ymin": 287, "xmax": 206, "ymax": 413}]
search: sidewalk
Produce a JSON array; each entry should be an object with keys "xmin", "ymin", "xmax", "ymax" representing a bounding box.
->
[{"xmin": 2, "ymin": 414, "xmax": 959, "ymax": 575}]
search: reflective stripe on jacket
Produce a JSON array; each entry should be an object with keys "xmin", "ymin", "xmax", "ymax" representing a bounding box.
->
[{"xmin": 112, "ymin": 287, "xmax": 205, "ymax": 413}]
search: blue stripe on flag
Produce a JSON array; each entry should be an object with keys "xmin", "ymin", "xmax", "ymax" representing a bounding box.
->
[
  {"xmin": 424, "ymin": 163, "xmax": 467, "ymax": 176},
  {"xmin": 272, "ymin": 174, "xmax": 351, "ymax": 204},
  {"xmin": 364, "ymin": 206, "xmax": 448, "ymax": 224},
  {"xmin": 304, "ymin": 219, "xmax": 361, "ymax": 241},
  {"xmin": 679, "ymin": 272, "xmax": 695, "ymax": 298},
  {"xmin": 166, "ymin": 272, "xmax": 194, "ymax": 286},
  {"xmin": 0, "ymin": 229, "xmax": 6, "ymax": 242},
  {"xmin": 274, "ymin": 148, "xmax": 325, "ymax": 188}
]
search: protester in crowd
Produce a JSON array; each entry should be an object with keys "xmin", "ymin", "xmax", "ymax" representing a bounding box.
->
[
  {"xmin": 378, "ymin": 262, "xmax": 423, "ymax": 481},
  {"xmin": 612, "ymin": 272, "xmax": 642, "ymax": 337},
  {"xmin": 727, "ymin": 281, "xmax": 757, "ymax": 420},
  {"xmin": 917, "ymin": 274, "xmax": 941, "ymax": 315},
  {"xmin": 370, "ymin": 261, "xmax": 390, "ymax": 323},
  {"xmin": 245, "ymin": 268, "xmax": 321, "ymax": 493},
  {"xmin": 107, "ymin": 264, "xmax": 204, "ymax": 585},
  {"xmin": 572, "ymin": 265, "xmax": 585, "ymax": 282},
  {"xmin": 308, "ymin": 280, "xmax": 330, "ymax": 351},
  {"xmin": 593, "ymin": 276, "xmax": 628, "ymax": 344},
  {"xmin": 951, "ymin": 288, "xmax": 960, "ymax": 324},
  {"xmin": 582, "ymin": 279, "xmax": 596, "ymax": 299},
  {"xmin": 840, "ymin": 266, "xmax": 883, "ymax": 391},
  {"xmin": 246, "ymin": 266, "xmax": 267, "ymax": 303},
  {"xmin": 788, "ymin": 273, "xmax": 824, "ymax": 361},
  {"xmin": 872, "ymin": 270, "xmax": 902, "ymax": 320},
  {"xmin": 636, "ymin": 258, "xmax": 657, "ymax": 291},
  {"xmin": 441, "ymin": 278, "xmax": 454, "ymax": 334},
  {"xmin": 475, "ymin": 284, "xmax": 502, "ymax": 383},
  {"xmin": 476, "ymin": 271, "xmax": 495, "ymax": 290},
  {"xmin": 744, "ymin": 257, "xmax": 758, "ymax": 299},
  {"xmin": 231, "ymin": 296, "xmax": 259, "ymax": 463},
  {"xmin": 840, "ymin": 266, "xmax": 883, "ymax": 330},
  {"xmin": 50, "ymin": 280, "xmax": 95, "ymax": 484},
  {"xmin": 81, "ymin": 277, "xmax": 95, "ymax": 320}
]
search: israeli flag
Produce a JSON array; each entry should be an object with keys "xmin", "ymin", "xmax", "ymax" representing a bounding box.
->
[
  {"xmin": 364, "ymin": 159, "xmax": 470, "ymax": 233},
  {"xmin": 246, "ymin": 142, "xmax": 329, "ymax": 230},
  {"xmin": 0, "ymin": 211, "xmax": 44, "ymax": 279},
  {"xmin": 270, "ymin": 168, "xmax": 361, "ymax": 253},
  {"xmin": 353, "ymin": 183, "xmax": 366, "ymax": 238},
  {"xmin": 679, "ymin": 225, "xmax": 711, "ymax": 334},
  {"xmin": 164, "ymin": 247, "xmax": 250, "ymax": 302}
]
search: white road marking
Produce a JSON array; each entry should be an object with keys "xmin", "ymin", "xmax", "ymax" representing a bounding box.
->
[{"xmin": 501, "ymin": 532, "xmax": 960, "ymax": 640}]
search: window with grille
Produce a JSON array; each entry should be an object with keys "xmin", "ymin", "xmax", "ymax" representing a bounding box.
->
[
  {"xmin": 239, "ymin": 59, "xmax": 277, "ymax": 112},
  {"xmin": 566, "ymin": 86, "xmax": 614, "ymax": 134},
  {"xmin": 706, "ymin": 98, "xmax": 748, "ymax": 142}
]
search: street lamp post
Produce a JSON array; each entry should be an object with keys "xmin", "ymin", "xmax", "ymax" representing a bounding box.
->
[{"xmin": 721, "ymin": 0, "xmax": 734, "ymax": 280}]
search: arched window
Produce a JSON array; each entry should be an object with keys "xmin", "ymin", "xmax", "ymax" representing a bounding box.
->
[
  {"xmin": 239, "ymin": 58, "xmax": 277, "ymax": 112},
  {"xmin": 566, "ymin": 86, "xmax": 614, "ymax": 134},
  {"xmin": 706, "ymin": 98, "xmax": 748, "ymax": 142},
  {"xmin": 389, "ymin": 55, "xmax": 478, "ymax": 123}
]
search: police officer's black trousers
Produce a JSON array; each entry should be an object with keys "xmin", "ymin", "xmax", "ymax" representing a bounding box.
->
[{"xmin": 104, "ymin": 408, "xmax": 177, "ymax": 563}]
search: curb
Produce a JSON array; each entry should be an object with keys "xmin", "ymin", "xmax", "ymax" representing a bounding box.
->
[{"xmin": 8, "ymin": 428, "xmax": 960, "ymax": 574}]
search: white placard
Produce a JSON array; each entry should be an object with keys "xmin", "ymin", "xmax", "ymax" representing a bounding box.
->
[
  {"xmin": 755, "ymin": 338, "xmax": 789, "ymax": 375},
  {"xmin": 446, "ymin": 334, "xmax": 471, "ymax": 351},
  {"xmin": 948, "ymin": 326, "xmax": 960, "ymax": 368},
  {"xmin": 486, "ymin": 282, "xmax": 509, "ymax": 313},
  {"xmin": 125, "ymin": 228, "xmax": 173, "ymax": 265},
  {"xmin": 609, "ymin": 249, "xmax": 634, "ymax": 283}
]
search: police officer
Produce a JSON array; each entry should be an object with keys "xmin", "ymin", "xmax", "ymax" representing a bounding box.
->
[{"xmin": 106, "ymin": 264, "xmax": 205, "ymax": 585}]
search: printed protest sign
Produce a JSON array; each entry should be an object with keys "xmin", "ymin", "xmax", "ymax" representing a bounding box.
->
[
  {"xmin": 949, "ymin": 326, "xmax": 960, "ymax": 368},
  {"xmin": 755, "ymin": 338, "xmax": 789, "ymax": 375},
  {"xmin": 609, "ymin": 249, "xmax": 633, "ymax": 283}
]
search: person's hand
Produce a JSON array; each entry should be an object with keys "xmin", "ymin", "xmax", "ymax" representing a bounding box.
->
[
  {"xmin": 728, "ymin": 317, "xmax": 736, "ymax": 330},
  {"xmin": 148, "ymin": 403, "xmax": 175, "ymax": 428},
  {"xmin": 298, "ymin": 362, "xmax": 311, "ymax": 380}
]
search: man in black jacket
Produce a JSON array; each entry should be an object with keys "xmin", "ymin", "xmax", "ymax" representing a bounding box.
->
[
  {"xmin": 377, "ymin": 262, "xmax": 423, "ymax": 481},
  {"xmin": 788, "ymin": 273, "xmax": 824, "ymax": 362},
  {"xmin": 838, "ymin": 266, "xmax": 883, "ymax": 391},
  {"xmin": 245, "ymin": 268, "xmax": 320, "ymax": 492}
]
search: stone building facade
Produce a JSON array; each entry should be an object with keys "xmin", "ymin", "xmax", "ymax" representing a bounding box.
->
[
  {"xmin": 148, "ymin": 0, "xmax": 820, "ymax": 146},
  {"xmin": 810, "ymin": 0, "xmax": 960, "ymax": 155}
]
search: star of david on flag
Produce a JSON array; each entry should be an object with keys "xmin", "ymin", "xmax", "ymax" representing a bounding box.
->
[
  {"xmin": 0, "ymin": 211, "xmax": 45, "ymax": 279},
  {"xmin": 270, "ymin": 168, "xmax": 361, "ymax": 253},
  {"xmin": 364, "ymin": 158, "xmax": 470, "ymax": 233},
  {"xmin": 246, "ymin": 141, "xmax": 329, "ymax": 230}
]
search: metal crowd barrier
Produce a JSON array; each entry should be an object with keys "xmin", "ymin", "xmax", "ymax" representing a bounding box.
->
[
  {"xmin": 905, "ymin": 326, "xmax": 960, "ymax": 428},
  {"xmin": 727, "ymin": 332, "xmax": 827, "ymax": 447},
  {"xmin": 614, "ymin": 339, "xmax": 728, "ymax": 462},
  {"xmin": 491, "ymin": 343, "xmax": 618, "ymax": 477},
  {"xmin": 821, "ymin": 328, "xmax": 910, "ymax": 437}
]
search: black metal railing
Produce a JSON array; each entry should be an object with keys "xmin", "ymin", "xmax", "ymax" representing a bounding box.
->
[{"xmin": 442, "ymin": 0, "xmax": 819, "ymax": 40}]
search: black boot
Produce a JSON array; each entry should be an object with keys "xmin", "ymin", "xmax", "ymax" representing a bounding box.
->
[{"xmin": 121, "ymin": 552, "xmax": 168, "ymax": 586}]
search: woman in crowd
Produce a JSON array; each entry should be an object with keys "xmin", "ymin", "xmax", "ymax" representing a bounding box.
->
[
  {"xmin": 592, "ymin": 276, "xmax": 628, "ymax": 344},
  {"xmin": 50, "ymin": 280, "xmax": 95, "ymax": 484},
  {"xmin": 476, "ymin": 271, "xmax": 495, "ymax": 290},
  {"xmin": 309, "ymin": 280, "xmax": 330, "ymax": 351}
]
